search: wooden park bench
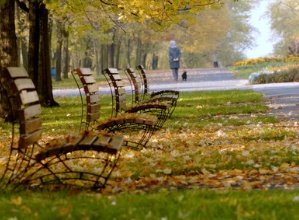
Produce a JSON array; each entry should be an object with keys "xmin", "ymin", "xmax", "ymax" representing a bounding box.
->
[
  {"xmin": 135, "ymin": 65, "xmax": 179, "ymax": 117},
  {"xmin": 72, "ymin": 68, "xmax": 161, "ymax": 150},
  {"xmin": 102, "ymin": 68, "xmax": 169, "ymax": 129},
  {"xmin": 0, "ymin": 67, "xmax": 124, "ymax": 191}
]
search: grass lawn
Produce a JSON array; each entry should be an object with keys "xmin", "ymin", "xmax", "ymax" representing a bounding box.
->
[{"xmin": 1, "ymin": 90, "xmax": 299, "ymax": 219}]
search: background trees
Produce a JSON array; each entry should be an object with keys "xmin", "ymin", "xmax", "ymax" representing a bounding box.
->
[
  {"xmin": 0, "ymin": 0, "xmax": 255, "ymax": 110},
  {"xmin": 269, "ymin": 0, "xmax": 299, "ymax": 56}
]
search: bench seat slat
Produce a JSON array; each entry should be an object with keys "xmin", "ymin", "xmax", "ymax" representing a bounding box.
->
[{"xmin": 35, "ymin": 134, "xmax": 123, "ymax": 161}]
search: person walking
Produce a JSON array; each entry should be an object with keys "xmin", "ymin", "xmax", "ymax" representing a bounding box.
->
[{"xmin": 168, "ymin": 40, "xmax": 181, "ymax": 81}]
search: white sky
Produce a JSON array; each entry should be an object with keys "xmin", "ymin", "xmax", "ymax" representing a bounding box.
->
[{"xmin": 245, "ymin": 1, "xmax": 274, "ymax": 58}]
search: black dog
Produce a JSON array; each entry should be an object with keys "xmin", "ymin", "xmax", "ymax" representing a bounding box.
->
[{"xmin": 181, "ymin": 71, "xmax": 187, "ymax": 81}]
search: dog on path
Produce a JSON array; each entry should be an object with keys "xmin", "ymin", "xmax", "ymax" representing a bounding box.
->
[{"xmin": 182, "ymin": 71, "xmax": 187, "ymax": 81}]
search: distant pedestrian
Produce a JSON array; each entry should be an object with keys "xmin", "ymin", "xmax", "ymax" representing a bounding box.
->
[
  {"xmin": 168, "ymin": 40, "xmax": 181, "ymax": 81},
  {"xmin": 213, "ymin": 51, "xmax": 219, "ymax": 68}
]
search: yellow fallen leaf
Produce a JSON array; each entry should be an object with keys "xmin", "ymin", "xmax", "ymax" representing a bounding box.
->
[{"xmin": 10, "ymin": 196, "xmax": 22, "ymax": 206}]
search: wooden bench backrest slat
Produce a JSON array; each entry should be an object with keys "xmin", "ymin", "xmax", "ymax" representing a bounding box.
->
[
  {"xmin": 125, "ymin": 68, "xmax": 142, "ymax": 103},
  {"xmin": 20, "ymin": 117, "xmax": 42, "ymax": 135},
  {"xmin": 87, "ymin": 112, "xmax": 101, "ymax": 122},
  {"xmin": 5, "ymin": 67, "xmax": 29, "ymax": 78},
  {"xmin": 113, "ymin": 74, "xmax": 122, "ymax": 81},
  {"xmin": 116, "ymin": 88, "xmax": 126, "ymax": 95},
  {"xmin": 85, "ymin": 84, "xmax": 98, "ymax": 93},
  {"xmin": 19, "ymin": 91, "xmax": 39, "ymax": 105},
  {"xmin": 117, "ymin": 100, "xmax": 126, "ymax": 110},
  {"xmin": 82, "ymin": 76, "xmax": 96, "ymax": 84},
  {"xmin": 19, "ymin": 129, "xmax": 42, "ymax": 149},
  {"xmin": 19, "ymin": 103, "xmax": 42, "ymax": 122},
  {"xmin": 87, "ymin": 94, "xmax": 100, "ymax": 104},
  {"xmin": 136, "ymin": 65, "xmax": 149, "ymax": 95},
  {"xmin": 88, "ymin": 103, "xmax": 100, "ymax": 113},
  {"xmin": 77, "ymin": 68, "xmax": 93, "ymax": 76},
  {"xmin": 14, "ymin": 78, "xmax": 35, "ymax": 92}
]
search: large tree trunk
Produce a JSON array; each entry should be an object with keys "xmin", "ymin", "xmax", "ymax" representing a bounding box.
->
[
  {"xmin": 0, "ymin": 1, "xmax": 18, "ymax": 67},
  {"xmin": 0, "ymin": 0, "xmax": 18, "ymax": 121},
  {"xmin": 27, "ymin": 1, "xmax": 59, "ymax": 106},
  {"xmin": 28, "ymin": 1, "xmax": 58, "ymax": 107}
]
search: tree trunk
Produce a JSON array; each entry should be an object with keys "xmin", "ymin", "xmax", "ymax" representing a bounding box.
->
[
  {"xmin": 115, "ymin": 41, "xmax": 121, "ymax": 69},
  {"xmin": 126, "ymin": 38, "xmax": 131, "ymax": 68},
  {"xmin": 0, "ymin": 1, "xmax": 18, "ymax": 67},
  {"xmin": 28, "ymin": 1, "xmax": 58, "ymax": 107},
  {"xmin": 152, "ymin": 53, "xmax": 159, "ymax": 70},
  {"xmin": 55, "ymin": 19, "xmax": 63, "ymax": 81},
  {"xmin": 62, "ymin": 29, "xmax": 70, "ymax": 78},
  {"xmin": 109, "ymin": 43, "xmax": 115, "ymax": 67},
  {"xmin": 135, "ymin": 38, "xmax": 142, "ymax": 67},
  {"xmin": 0, "ymin": 0, "xmax": 18, "ymax": 120},
  {"xmin": 94, "ymin": 40, "xmax": 101, "ymax": 75},
  {"xmin": 101, "ymin": 44, "xmax": 109, "ymax": 70}
]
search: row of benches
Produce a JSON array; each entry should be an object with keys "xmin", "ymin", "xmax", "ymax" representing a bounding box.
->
[{"xmin": 0, "ymin": 66, "xmax": 179, "ymax": 191}]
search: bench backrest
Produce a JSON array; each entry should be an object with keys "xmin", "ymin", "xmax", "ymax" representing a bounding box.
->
[
  {"xmin": 2, "ymin": 67, "xmax": 42, "ymax": 149},
  {"xmin": 124, "ymin": 68, "xmax": 142, "ymax": 104},
  {"xmin": 102, "ymin": 68, "xmax": 126, "ymax": 116},
  {"xmin": 74, "ymin": 68, "xmax": 101, "ymax": 129},
  {"xmin": 136, "ymin": 65, "xmax": 149, "ymax": 98}
]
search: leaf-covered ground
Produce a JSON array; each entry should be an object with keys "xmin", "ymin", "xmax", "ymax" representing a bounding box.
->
[
  {"xmin": 102, "ymin": 121, "xmax": 299, "ymax": 194},
  {"xmin": 1, "ymin": 90, "xmax": 299, "ymax": 194}
]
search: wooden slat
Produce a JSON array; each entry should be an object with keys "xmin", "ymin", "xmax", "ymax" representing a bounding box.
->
[
  {"xmin": 93, "ymin": 135, "xmax": 111, "ymax": 144},
  {"xmin": 88, "ymin": 103, "xmax": 100, "ymax": 113},
  {"xmin": 14, "ymin": 78, "xmax": 35, "ymax": 91},
  {"xmin": 106, "ymin": 68, "xmax": 118, "ymax": 74},
  {"xmin": 20, "ymin": 104, "xmax": 42, "ymax": 121},
  {"xmin": 79, "ymin": 136, "xmax": 98, "ymax": 145},
  {"xmin": 113, "ymin": 74, "xmax": 122, "ymax": 81},
  {"xmin": 6, "ymin": 67, "xmax": 29, "ymax": 78},
  {"xmin": 85, "ymin": 84, "xmax": 98, "ymax": 93},
  {"xmin": 117, "ymin": 101, "xmax": 126, "ymax": 110},
  {"xmin": 87, "ymin": 112, "xmax": 101, "ymax": 122},
  {"xmin": 87, "ymin": 94, "xmax": 100, "ymax": 103},
  {"xmin": 117, "ymin": 94, "xmax": 126, "ymax": 104},
  {"xmin": 82, "ymin": 76, "xmax": 96, "ymax": 84},
  {"xmin": 19, "ymin": 129, "xmax": 42, "ymax": 149},
  {"xmin": 116, "ymin": 88, "xmax": 126, "ymax": 95},
  {"xmin": 115, "ymin": 81, "xmax": 124, "ymax": 88},
  {"xmin": 78, "ymin": 68, "xmax": 92, "ymax": 76},
  {"xmin": 20, "ymin": 91, "xmax": 39, "ymax": 105},
  {"xmin": 20, "ymin": 117, "xmax": 42, "ymax": 135},
  {"xmin": 108, "ymin": 135, "xmax": 124, "ymax": 151}
]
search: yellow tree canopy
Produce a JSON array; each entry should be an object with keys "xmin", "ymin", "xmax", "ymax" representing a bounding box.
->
[{"xmin": 46, "ymin": 0, "xmax": 235, "ymax": 31}]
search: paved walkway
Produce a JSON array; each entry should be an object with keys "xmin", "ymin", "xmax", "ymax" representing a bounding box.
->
[
  {"xmin": 149, "ymin": 68, "xmax": 299, "ymax": 121},
  {"xmin": 53, "ymin": 68, "xmax": 299, "ymax": 121}
]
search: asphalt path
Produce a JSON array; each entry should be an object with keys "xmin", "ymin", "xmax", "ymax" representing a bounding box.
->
[{"xmin": 53, "ymin": 68, "xmax": 299, "ymax": 121}]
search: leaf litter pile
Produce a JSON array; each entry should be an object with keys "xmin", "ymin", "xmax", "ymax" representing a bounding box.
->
[
  {"xmin": 105, "ymin": 122, "xmax": 299, "ymax": 194},
  {"xmin": 1, "ymin": 90, "xmax": 299, "ymax": 193}
]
